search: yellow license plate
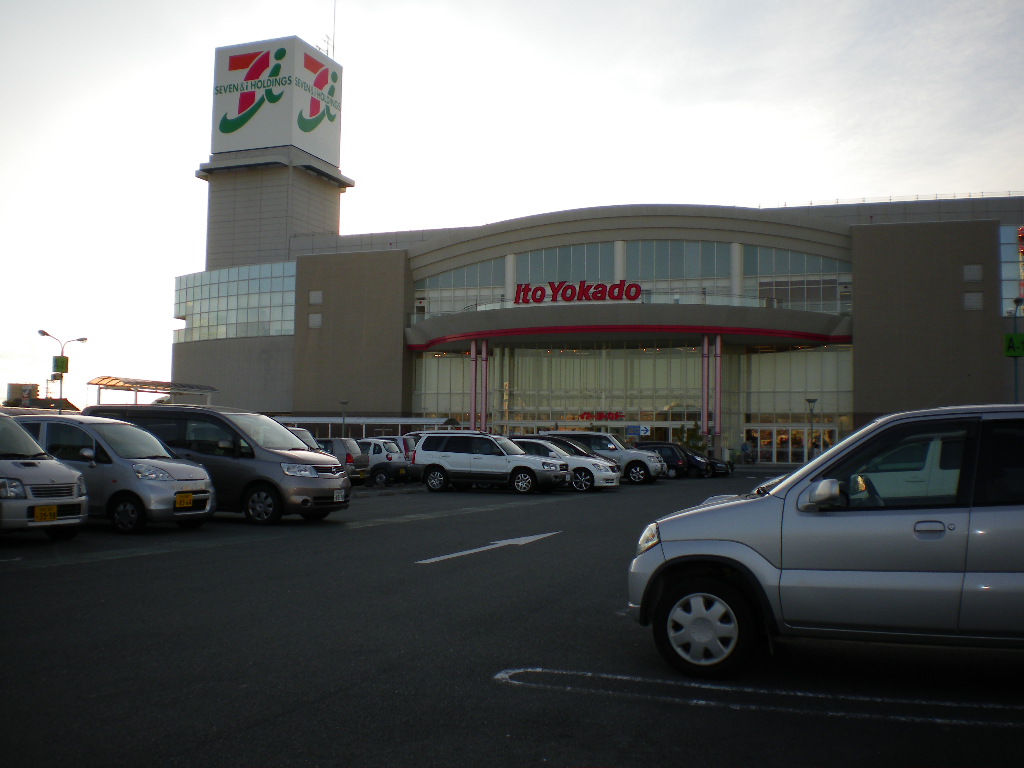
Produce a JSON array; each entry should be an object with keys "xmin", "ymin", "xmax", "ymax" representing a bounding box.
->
[
  {"xmin": 175, "ymin": 493, "xmax": 193, "ymax": 508},
  {"xmin": 34, "ymin": 506, "xmax": 58, "ymax": 522}
]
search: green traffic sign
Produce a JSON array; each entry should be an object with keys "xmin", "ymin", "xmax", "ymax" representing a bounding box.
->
[
  {"xmin": 1005, "ymin": 334, "xmax": 1024, "ymax": 358},
  {"xmin": 52, "ymin": 355, "xmax": 69, "ymax": 373}
]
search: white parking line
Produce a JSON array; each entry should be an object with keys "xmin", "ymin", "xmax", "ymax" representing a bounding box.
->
[{"xmin": 494, "ymin": 667, "xmax": 1024, "ymax": 729}]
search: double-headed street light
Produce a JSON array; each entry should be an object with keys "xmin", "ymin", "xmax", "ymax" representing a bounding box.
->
[{"xmin": 38, "ymin": 330, "xmax": 87, "ymax": 413}]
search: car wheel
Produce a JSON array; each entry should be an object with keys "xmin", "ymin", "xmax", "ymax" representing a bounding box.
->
[
  {"xmin": 44, "ymin": 525, "xmax": 80, "ymax": 541},
  {"xmin": 110, "ymin": 495, "xmax": 147, "ymax": 533},
  {"xmin": 625, "ymin": 461, "xmax": 649, "ymax": 484},
  {"xmin": 242, "ymin": 484, "xmax": 282, "ymax": 524},
  {"xmin": 687, "ymin": 464, "xmax": 703, "ymax": 478},
  {"xmin": 571, "ymin": 467, "xmax": 595, "ymax": 492},
  {"xmin": 703, "ymin": 466, "xmax": 713, "ymax": 478},
  {"xmin": 372, "ymin": 468, "xmax": 390, "ymax": 487},
  {"xmin": 667, "ymin": 467, "xmax": 678, "ymax": 479},
  {"xmin": 510, "ymin": 469, "xmax": 536, "ymax": 494},
  {"xmin": 424, "ymin": 467, "xmax": 449, "ymax": 492},
  {"xmin": 653, "ymin": 577, "xmax": 756, "ymax": 677}
]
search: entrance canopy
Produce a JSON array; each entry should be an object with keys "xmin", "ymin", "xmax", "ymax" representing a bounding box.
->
[{"xmin": 88, "ymin": 376, "xmax": 218, "ymax": 404}]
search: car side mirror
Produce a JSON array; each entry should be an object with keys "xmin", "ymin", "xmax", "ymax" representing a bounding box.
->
[
  {"xmin": 798, "ymin": 479, "xmax": 840, "ymax": 512},
  {"xmin": 79, "ymin": 447, "xmax": 96, "ymax": 468}
]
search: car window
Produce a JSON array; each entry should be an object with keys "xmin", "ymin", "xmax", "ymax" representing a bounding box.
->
[
  {"xmin": 185, "ymin": 419, "xmax": 235, "ymax": 457},
  {"xmin": 420, "ymin": 435, "xmax": 445, "ymax": 451},
  {"xmin": 493, "ymin": 436, "xmax": 524, "ymax": 455},
  {"xmin": 817, "ymin": 419, "xmax": 976, "ymax": 509},
  {"xmin": 1, "ymin": 417, "xmax": 45, "ymax": 456},
  {"xmin": 974, "ymin": 420, "xmax": 1024, "ymax": 506},
  {"xmin": 517, "ymin": 441, "xmax": 543, "ymax": 456},
  {"xmin": 93, "ymin": 423, "xmax": 173, "ymax": 459},
  {"xmin": 445, "ymin": 436, "xmax": 473, "ymax": 453},
  {"xmin": 382, "ymin": 441, "xmax": 401, "ymax": 453},
  {"xmin": 471, "ymin": 436, "xmax": 502, "ymax": 455},
  {"xmin": 43, "ymin": 423, "xmax": 95, "ymax": 463}
]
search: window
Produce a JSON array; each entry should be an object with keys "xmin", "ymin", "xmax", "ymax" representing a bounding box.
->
[
  {"xmin": 974, "ymin": 420, "xmax": 1024, "ymax": 506},
  {"xmin": 44, "ymin": 423, "xmax": 95, "ymax": 463},
  {"xmin": 819, "ymin": 420, "xmax": 975, "ymax": 509},
  {"xmin": 308, "ymin": 313, "xmax": 322, "ymax": 329},
  {"xmin": 309, "ymin": 290, "xmax": 323, "ymax": 305},
  {"xmin": 185, "ymin": 419, "xmax": 235, "ymax": 457}
]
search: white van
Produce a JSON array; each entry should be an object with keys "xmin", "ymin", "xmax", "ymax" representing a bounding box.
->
[{"xmin": 0, "ymin": 413, "xmax": 87, "ymax": 540}]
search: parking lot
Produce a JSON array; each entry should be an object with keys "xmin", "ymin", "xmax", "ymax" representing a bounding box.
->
[{"xmin": 2, "ymin": 471, "xmax": 1022, "ymax": 767}]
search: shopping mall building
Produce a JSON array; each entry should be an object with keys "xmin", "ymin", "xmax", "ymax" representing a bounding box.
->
[{"xmin": 169, "ymin": 37, "xmax": 1024, "ymax": 462}]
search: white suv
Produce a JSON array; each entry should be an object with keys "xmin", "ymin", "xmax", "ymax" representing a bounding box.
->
[{"xmin": 411, "ymin": 432, "xmax": 570, "ymax": 493}]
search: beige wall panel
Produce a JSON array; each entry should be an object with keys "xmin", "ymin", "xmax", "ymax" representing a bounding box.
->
[
  {"xmin": 293, "ymin": 251, "xmax": 412, "ymax": 415},
  {"xmin": 171, "ymin": 336, "xmax": 294, "ymax": 412},
  {"xmin": 851, "ymin": 220, "xmax": 1003, "ymax": 424}
]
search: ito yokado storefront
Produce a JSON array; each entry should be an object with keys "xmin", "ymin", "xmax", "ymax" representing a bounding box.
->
[{"xmin": 405, "ymin": 276, "xmax": 854, "ymax": 464}]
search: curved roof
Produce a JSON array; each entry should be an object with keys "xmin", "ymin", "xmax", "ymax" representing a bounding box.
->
[
  {"xmin": 406, "ymin": 204, "xmax": 852, "ymax": 280},
  {"xmin": 406, "ymin": 303, "xmax": 851, "ymax": 351}
]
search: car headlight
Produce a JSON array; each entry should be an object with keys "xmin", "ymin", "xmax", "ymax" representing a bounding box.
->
[
  {"xmin": 636, "ymin": 522, "xmax": 661, "ymax": 556},
  {"xmin": 0, "ymin": 478, "xmax": 26, "ymax": 499},
  {"xmin": 592, "ymin": 462, "xmax": 611, "ymax": 473},
  {"xmin": 281, "ymin": 463, "xmax": 319, "ymax": 478},
  {"xmin": 76, "ymin": 476, "xmax": 87, "ymax": 497},
  {"xmin": 133, "ymin": 463, "xmax": 173, "ymax": 481},
  {"xmin": 541, "ymin": 461, "xmax": 558, "ymax": 471}
]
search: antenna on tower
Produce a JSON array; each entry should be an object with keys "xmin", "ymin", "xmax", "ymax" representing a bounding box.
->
[{"xmin": 318, "ymin": 0, "xmax": 337, "ymax": 58}]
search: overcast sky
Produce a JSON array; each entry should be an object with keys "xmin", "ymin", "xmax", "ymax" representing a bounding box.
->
[{"xmin": 2, "ymin": 0, "xmax": 1022, "ymax": 408}]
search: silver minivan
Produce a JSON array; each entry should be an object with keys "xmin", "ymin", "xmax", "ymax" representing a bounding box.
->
[
  {"xmin": 15, "ymin": 414, "xmax": 214, "ymax": 533},
  {"xmin": 82, "ymin": 404, "xmax": 351, "ymax": 524},
  {"xmin": 628, "ymin": 404, "xmax": 1024, "ymax": 676},
  {"xmin": 0, "ymin": 413, "xmax": 87, "ymax": 540}
]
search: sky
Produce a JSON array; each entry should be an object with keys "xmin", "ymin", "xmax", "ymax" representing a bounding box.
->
[{"xmin": 2, "ymin": 0, "xmax": 1022, "ymax": 408}]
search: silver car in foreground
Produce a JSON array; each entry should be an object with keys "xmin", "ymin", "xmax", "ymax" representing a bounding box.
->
[{"xmin": 628, "ymin": 404, "xmax": 1024, "ymax": 676}]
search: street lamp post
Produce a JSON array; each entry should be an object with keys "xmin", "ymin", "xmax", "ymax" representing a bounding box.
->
[
  {"xmin": 339, "ymin": 400, "xmax": 349, "ymax": 438},
  {"xmin": 805, "ymin": 398, "xmax": 818, "ymax": 461},
  {"xmin": 38, "ymin": 330, "xmax": 87, "ymax": 414}
]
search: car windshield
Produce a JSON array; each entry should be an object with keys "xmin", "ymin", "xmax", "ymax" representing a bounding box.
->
[
  {"xmin": 92, "ymin": 423, "xmax": 174, "ymax": 459},
  {"xmin": 0, "ymin": 417, "xmax": 49, "ymax": 458},
  {"xmin": 223, "ymin": 412, "xmax": 309, "ymax": 451},
  {"xmin": 535, "ymin": 441, "xmax": 568, "ymax": 457},
  {"xmin": 550, "ymin": 439, "xmax": 593, "ymax": 458},
  {"xmin": 606, "ymin": 435, "xmax": 629, "ymax": 451},
  {"xmin": 494, "ymin": 436, "xmax": 525, "ymax": 455}
]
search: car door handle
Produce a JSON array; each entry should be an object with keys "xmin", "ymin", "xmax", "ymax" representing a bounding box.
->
[{"xmin": 914, "ymin": 521, "xmax": 947, "ymax": 533}]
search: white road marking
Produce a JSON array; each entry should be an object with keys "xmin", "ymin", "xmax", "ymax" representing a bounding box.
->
[
  {"xmin": 494, "ymin": 667, "xmax": 1024, "ymax": 728},
  {"xmin": 417, "ymin": 532, "xmax": 561, "ymax": 564}
]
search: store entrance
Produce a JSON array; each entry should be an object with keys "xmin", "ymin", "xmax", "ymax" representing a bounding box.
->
[{"xmin": 743, "ymin": 426, "xmax": 836, "ymax": 465}]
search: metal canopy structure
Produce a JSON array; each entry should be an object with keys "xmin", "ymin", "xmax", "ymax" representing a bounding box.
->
[{"xmin": 87, "ymin": 376, "xmax": 218, "ymax": 404}]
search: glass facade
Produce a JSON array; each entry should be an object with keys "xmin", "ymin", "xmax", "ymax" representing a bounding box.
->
[
  {"xmin": 412, "ymin": 240, "xmax": 852, "ymax": 317},
  {"xmin": 174, "ymin": 262, "xmax": 296, "ymax": 342},
  {"xmin": 1000, "ymin": 225, "xmax": 1024, "ymax": 313},
  {"xmin": 412, "ymin": 341, "xmax": 853, "ymax": 456}
]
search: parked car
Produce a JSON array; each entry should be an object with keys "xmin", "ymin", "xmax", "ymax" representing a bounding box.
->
[
  {"xmin": 317, "ymin": 437, "xmax": 370, "ymax": 484},
  {"xmin": 541, "ymin": 431, "xmax": 665, "ymax": 483},
  {"xmin": 82, "ymin": 404, "xmax": 351, "ymax": 524},
  {"xmin": 15, "ymin": 414, "xmax": 214, "ymax": 533},
  {"xmin": 287, "ymin": 426, "xmax": 325, "ymax": 452},
  {"xmin": 633, "ymin": 442, "xmax": 691, "ymax": 478},
  {"xmin": 511, "ymin": 437, "xmax": 620, "ymax": 491},
  {"xmin": 685, "ymin": 446, "xmax": 733, "ymax": 476},
  {"xmin": 517, "ymin": 434, "xmax": 623, "ymax": 476},
  {"xmin": 411, "ymin": 431, "xmax": 570, "ymax": 493},
  {"xmin": 0, "ymin": 413, "xmax": 87, "ymax": 540},
  {"xmin": 628, "ymin": 404, "xmax": 1024, "ymax": 676},
  {"xmin": 358, "ymin": 438, "xmax": 410, "ymax": 486}
]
